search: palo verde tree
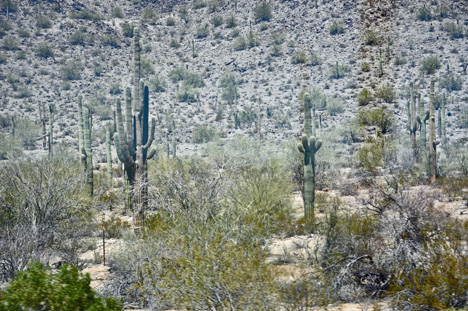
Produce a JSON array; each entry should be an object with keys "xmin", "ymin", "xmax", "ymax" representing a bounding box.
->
[
  {"xmin": 114, "ymin": 26, "xmax": 156, "ymax": 217},
  {"xmin": 298, "ymin": 92, "xmax": 322, "ymax": 230}
]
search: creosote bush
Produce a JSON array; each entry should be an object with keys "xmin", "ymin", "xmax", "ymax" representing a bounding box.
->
[
  {"xmin": 254, "ymin": 1, "xmax": 272, "ymax": 22},
  {"xmin": 420, "ymin": 55, "xmax": 441, "ymax": 74},
  {"xmin": 357, "ymin": 107, "xmax": 394, "ymax": 134}
]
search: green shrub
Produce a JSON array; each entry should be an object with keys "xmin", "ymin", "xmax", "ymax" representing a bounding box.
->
[
  {"xmin": 440, "ymin": 72, "xmax": 463, "ymax": 91},
  {"xmin": 420, "ymin": 55, "xmax": 441, "ymax": 74},
  {"xmin": 364, "ymin": 30, "xmax": 380, "ymax": 45},
  {"xmin": 219, "ymin": 71, "xmax": 241, "ymax": 104},
  {"xmin": 35, "ymin": 42, "xmax": 54, "ymax": 58},
  {"xmin": 357, "ymin": 107, "xmax": 394, "ymax": 133},
  {"xmin": 70, "ymin": 9, "xmax": 102, "ymax": 21},
  {"xmin": 233, "ymin": 35, "xmax": 247, "ymax": 50},
  {"xmin": 357, "ymin": 88, "xmax": 374, "ymax": 106},
  {"xmin": 141, "ymin": 7, "xmax": 158, "ymax": 24},
  {"xmin": 169, "ymin": 38, "xmax": 180, "ymax": 48},
  {"xmin": 68, "ymin": 31, "xmax": 86, "ymax": 45},
  {"xmin": 329, "ymin": 21, "xmax": 344, "ymax": 35},
  {"xmin": 326, "ymin": 97, "xmax": 345, "ymax": 116},
  {"xmin": 196, "ymin": 24, "xmax": 209, "ymax": 38},
  {"xmin": 375, "ymin": 83, "xmax": 396, "ymax": 103},
  {"xmin": 417, "ymin": 5, "xmax": 432, "ymax": 21},
  {"xmin": 2, "ymin": 36, "xmax": 18, "ymax": 50},
  {"xmin": 225, "ymin": 15, "xmax": 237, "ymax": 28},
  {"xmin": 166, "ymin": 17, "xmax": 175, "ymax": 26},
  {"xmin": 254, "ymin": 1, "xmax": 272, "ymax": 22},
  {"xmin": 149, "ymin": 75, "xmax": 167, "ymax": 92},
  {"xmin": 443, "ymin": 22, "xmax": 465, "ymax": 39},
  {"xmin": 192, "ymin": 124, "xmax": 217, "ymax": 143},
  {"xmin": 193, "ymin": 0, "xmax": 207, "ymax": 9},
  {"xmin": 111, "ymin": 6, "xmax": 124, "ymax": 18},
  {"xmin": 101, "ymin": 34, "xmax": 120, "ymax": 47},
  {"xmin": 270, "ymin": 44, "xmax": 283, "ymax": 57},
  {"xmin": 271, "ymin": 31, "xmax": 285, "ymax": 45},
  {"xmin": 211, "ymin": 15, "xmax": 223, "ymax": 27},
  {"xmin": 291, "ymin": 50, "xmax": 307, "ymax": 64},
  {"xmin": 60, "ymin": 60, "xmax": 82, "ymax": 80},
  {"xmin": 329, "ymin": 62, "xmax": 350, "ymax": 79},
  {"xmin": 176, "ymin": 83, "xmax": 199, "ymax": 102},
  {"xmin": 121, "ymin": 22, "xmax": 134, "ymax": 37},
  {"xmin": 0, "ymin": 132, "xmax": 22, "ymax": 160},
  {"xmin": 1, "ymin": 0, "xmax": 18, "ymax": 13},
  {"xmin": 18, "ymin": 29, "xmax": 30, "ymax": 38},
  {"xmin": 36, "ymin": 14, "xmax": 52, "ymax": 28},
  {"xmin": 361, "ymin": 62, "xmax": 371, "ymax": 72},
  {"xmin": 0, "ymin": 52, "xmax": 6, "ymax": 64},
  {"xmin": 0, "ymin": 262, "xmax": 123, "ymax": 310},
  {"xmin": 140, "ymin": 57, "xmax": 155, "ymax": 76},
  {"xmin": 247, "ymin": 32, "xmax": 259, "ymax": 47},
  {"xmin": 169, "ymin": 65, "xmax": 204, "ymax": 87}
]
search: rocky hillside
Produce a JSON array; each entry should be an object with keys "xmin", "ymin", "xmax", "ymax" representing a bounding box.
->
[{"xmin": 0, "ymin": 0, "xmax": 467, "ymax": 161}]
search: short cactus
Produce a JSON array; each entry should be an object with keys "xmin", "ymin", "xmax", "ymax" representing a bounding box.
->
[
  {"xmin": 417, "ymin": 93, "xmax": 429, "ymax": 165},
  {"xmin": 298, "ymin": 93, "xmax": 322, "ymax": 230}
]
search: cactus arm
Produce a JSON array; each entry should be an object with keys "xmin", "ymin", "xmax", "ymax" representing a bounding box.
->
[
  {"xmin": 298, "ymin": 143, "xmax": 305, "ymax": 153},
  {"xmin": 114, "ymin": 133, "xmax": 126, "ymax": 163},
  {"xmin": 147, "ymin": 147, "xmax": 157, "ymax": 160},
  {"xmin": 315, "ymin": 139, "xmax": 322, "ymax": 152},
  {"xmin": 143, "ymin": 118, "xmax": 156, "ymax": 150}
]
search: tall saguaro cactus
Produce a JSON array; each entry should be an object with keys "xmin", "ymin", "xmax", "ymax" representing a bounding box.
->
[
  {"xmin": 114, "ymin": 26, "xmax": 156, "ymax": 216},
  {"xmin": 428, "ymin": 79, "xmax": 438, "ymax": 182},
  {"xmin": 417, "ymin": 93, "xmax": 429, "ymax": 166},
  {"xmin": 81, "ymin": 107, "xmax": 94, "ymax": 196},
  {"xmin": 106, "ymin": 130, "xmax": 112, "ymax": 183},
  {"xmin": 407, "ymin": 84, "xmax": 419, "ymax": 160},
  {"xmin": 441, "ymin": 93, "xmax": 446, "ymax": 145},
  {"xmin": 48, "ymin": 105, "xmax": 54, "ymax": 157},
  {"xmin": 298, "ymin": 93, "xmax": 322, "ymax": 230}
]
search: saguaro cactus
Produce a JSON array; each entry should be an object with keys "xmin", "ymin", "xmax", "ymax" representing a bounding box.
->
[
  {"xmin": 77, "ymin": 95, "xmax": 84, "ymax": 155},
  {"xmin": 298, "ymin": 93, "xmax": 322, "ymax": 230},
  {"xmin": 417, "ymin": 93, "xmax": 429, "ymax": 165},
  {"xmin": 172, "ymin": 120, "xmax": 176, "ymax": 158},
  {"xmin": 48, "ymin": 105, "xmax": 54, "ymax": 157},
  {"xmin": 38, "ymin": 104, "xmax": 47, "ymax": 150},
  {"xmin": 114, "ymin": 26, "xmax": 156, "ymax": 215},
  {"xmin": 106, "ymin": 130, "xmax": 112, "ymax": 183},
  {"xmin": 428, "ymin": 79, "xmax": 438, "ymax": 182},
  {"xmin": 407, "ymin": 84, "xmax": 419, "ymax": 160},
  {"xmin": 441, "ymin": 93, "xmax": 446, "ymax": 145},
  {"xmin": 82, "ymin": 107, "xmax": 93, "ymax": 196}
]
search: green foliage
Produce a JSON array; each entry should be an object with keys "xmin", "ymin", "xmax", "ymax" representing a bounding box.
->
[
  {"xmin": 326, "ymin": 97, "xmax": 345, "ymax": 116},
  {"xmin": 357, "ymin": 107, "xmax": 394, "ymax": 133},
  {"xmin": 0, "ymin": 133, "xmax": 22, "ymax": 160},
  {"xmin": 140, "ymin": 7, "xmax": 158, "ymax": 24},
  {"xmin": 233, "ymin": 35, "xmax": 247, "ymax": 50},
  {"xmin": 417, "ymin": 5, "xmax": 432, "ymax": 21},
  {"xmin": 329, "ymin": 21, "xmax": 344, "ymax": 35},
  {"xmin": 121, "ymin": 22, "xmax": 135, "ymax": 38},
  {"xmin": 0, "ymin": 53, "xmax": 6, "ymax": 64},
  {"xmin": 196, "ymin": 24, "xmax": 209, "ymax": 38},
  {"xmin": 36, "ymin": 14, "xmax": 52, "ymax": 28},
  {"xmin": 169, "ymin": 38, "xmax": 180, "ymax": 48},
  {"xmin": 68, "ymin": 31, "xmax": 87, "ymax": 45},
  {"xmin": 329, "ymin": 62, "xmax": 350, "ymax": 79},
  {"xmin": 175, "ymin": 83, "xmax": 199, "ymax": 102},
  {"xmin": 70, "ymin": 8, "xmax": 102, "ymax": 21},
  {"xmin": 357, "ymin": 88, "xmax": 374, "ymax": 106},
  {"xmin": 2, "ymin": 36, "xmax": 18, "ymax": 50},
  {"xmin": 211, "ymin": 15, "xmax": 223, "ymax": 27},
  {"xmin": 140, "ymin": 57, "xmax": 155, "ymax": 76},
  {"xmin": 270, "ymin": 43, "xmax": 283, "ymax": 57},
  {"xmin": 35, "ymin": 42, "xmax": 54, "ymax": 58},
  {"xmin": 169, "ymin": 65, "xmax": 204, "ymax": 87},
  {"xmin": 254, "ymin": 1, "xmax": 272, "ymax": 22},
  {"xmin": 149, "ymin": 75, "xmax": 167, "ymax": 92},
  {"xmin": 219, "ymin": 71, "xmax": 242, "ymax": 104},
  {"xmin": 440, "ymin": 71, "xmax": 463, "ymax": 91},
  {"xmin": 375, "ymin": 83, "xmax": 396, "ymax": 103},
  {"xmin": 225, "ymin": 15, "xmax": 237, "ymax": 28},
  {"xmin": 101, "ymin": 34, "xmax": 120, "ymax": 47},
  {"xmin": 420, "ymin": 55, "xmax": 441, "ymax": 74},
  {"xmin": 443, "ymin": 22, "xmax": 465, "ymax": 39},
  {"xmin": 101, "ymin": 215, "xmax": 130, "ymax": 239},
  {"xmin": 361, "ymin": 62, "xmax": 371, "ymax": 72},
  {"xmin": 18, "ymin": 28, "xmax": 30, "ymax": 38},
  {"xmin": 0, "ymin": 262, "xmax": 123, "ymax": 310},
  {"xmin": 111, "ymin": 6, "xmax": 124, "ymax": 18},
  {"xmin": 291, "ymin": 50, "xmax": 307, "ymax": 64},
  {"xmin": 247, "ymin": 32, "xmax": 260, "ymax": 47},
  {"xmin": 193, "ymin": 0, "xmax": 207, "ymax": 9},
  {"xmin": 1, "ymin": 0, "xmax": 18, "ymax": 13},
  {"xmin": 166, "ymin": 17, "xmax": 175, "ymax": 26},
  {"xmin": 60, "ymin": 60, "xmax": 82, "ymax": 81},
  {"xmin": 364, "ymin": 30, "xmax": 381, "ymax": 45},
  {"xmin": 192, "ymin": 124, "xmax": 217, "ymax": 143},
  {"xmin": 356, "ymin": 135, "xmax": 390, "ymax": 171}
]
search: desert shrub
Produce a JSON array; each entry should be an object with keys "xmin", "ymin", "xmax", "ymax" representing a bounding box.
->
[
  {"xmin": 35, "ymin": 42, "xmax": 54, "ymax": 58},
  {"xmin": 361, "ymin": 62, "xmax": 371, "ymax": 72},
  {"xmin": 101, "ymin": 215, "xmax": 130, "ymax": 239},
  {"xmin": 0, "ymin": 156, "xmax": 94, "ymax": 281},
  {"xmin": 0, "ymin": 132, "xmax": 22, "ymax": 160},
  {"xmin": 36, "ymin": 14, "xmax": 52, "ymax": 28},
  {"xmin": 247, "ymin": 32, "xmax": 260, "ymax": 47},
  {"xmin": 220, "ymin": 71, "xmax": 241, "ymax": 104},
  {"xmin": 121, "ymin": 22, "xmax": 134, "ymax": 37},
  {"xmin": 440, "ymin": 71, "xmax": 463, "ymax": 91},
  {"xmin": 375, "ymin": 83, "xmax": 396, "ymax": 103},
  {"xmin": 208, "ymin": 0, "xmax": 225, "ymax": 12},
  {"xmin": 169, "ymin": 65, "xmax": 204, "ymax": 87},
  {"xmin": 420, "ymin": 55, "xmax": 441, "ymax": 74},
  {"xmin": 417, "ymin": 5, "xmax": 432, "ymax": 21},
  {"xmin": 166, "ymin": 17, "xmax": 175, "ymax": 26},
  {"xmin": 329, "ymin": 20, "xmax": 344, "ymax": 35},
  {"xmin": 443, "ymin": 22, "xmax": 465, "ymax": 39},
  {"xmin": 2, "ymin": 36, "xmax": 18, "ymax": 50},
  {"xmin": 355, "ymin": 135, "xmax": 393, "ymax": 172},
  {"xmin": 225, "ymin": 15, "xmax": 237, "ymax": 28},
  {"xmin": 0, "ymin": 262, "xmax": 123, "ymax": 310},
  {"xmin": 149, "ymin": 75, "xmax": 166, "ymax": 92},
  {"xmin": 140, "ymin": 7, "xmax": 158, "ymax": 24},
  {"xmin": 68, "ymin": 31, "xmax": 86, "ymax": 45},
  {"xmin": 169, "ymin": 38, "xmax": 180, "ymax": 48},
  {"xmin": 18, "ymin": 28, "xmax": 30, "ymax": 38},
  {"xmin": 1, "ymin": 0, "xmax": 18, "ymax": 13},
  {"xmin": 70, "ymin": 8, "xmax": 102, "ymax": 21},
  {"xmin": 291, "ymin": 50, "xmax": 307, "ymax": 64},
  {"xmin": 211, "ymin": 15, "xmax": 223, "ymax": 27},
  {"xmin": 254, "ymin": 1, "xmax": 272, "ymax": 22},
  {"xmin": 310, "ymin": 50, "xmax": 322, "ymax": 66},
  {"xmin": 140, "ymin": 57, "xmax": 155, "ymax": 76},
  {"xmin": 270, "ymin": 44, "xmax": 283, "ymax": 57},
  {"xmin": 364, "ymin": 30, "xmax": 380, "ymax": 45},
  {"xmin": 195, "ymin": 24, "xmax": 209, "ymax": 38},
  {"xmin": 271, "ymin": 31, "xmax": 285, "ymax": 45},
  {"xmin": 0, "ymin": 52, "xmax": 6, "ymax": 63},
  {"xmin": 357, "ymin": 107, "xmax": 394, "ymax": 134},
  {"xmin": 175, "ymin": 83, "xmax": 199, "ymax": 102},
  {"xmin": 60, "ymin": 60, "xmax": 82, "ymax": 80},
  {"xmin": 193, "ymin": 0, "xmax": 207, "ymax": 9},
  {"xmin": 101, "ymin": 34, "xmax": 120, "ymax": 47},
  {"xmin": 111, "ymin": 6, "xmax": 124, "ymax": 18},
  {"xmin": 357, "ymin": 88, "xmax": 374, "ymax": 106},
  {"xmin": 192, "ymin": 124, "xmax": 217, "ymax": 143},
  {"xmin": 233, "ymin": 35, "xmax": 247, "ymax": 50},
  {"xmin": 326, "ymin": 97, "xmax": 345, "ymax": 115}
]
